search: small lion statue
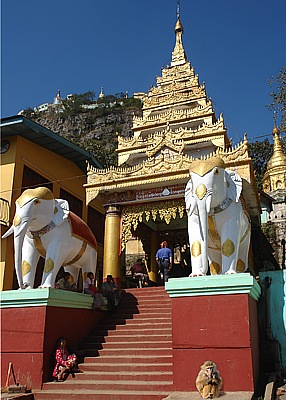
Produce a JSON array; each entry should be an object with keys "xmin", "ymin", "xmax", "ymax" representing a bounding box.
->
[{"xmin": 196, "ymin": 360, "xmax": 222, "ymax": 399}]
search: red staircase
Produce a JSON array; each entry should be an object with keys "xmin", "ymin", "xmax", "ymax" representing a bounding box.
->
[{"xmin": 34, "ymin": 287, "xmax": 173, "ymax": 399}]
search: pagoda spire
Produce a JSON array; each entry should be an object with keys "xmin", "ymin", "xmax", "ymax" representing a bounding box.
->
[
  {"xmin": 171, "ymin": 0, "xmax": 187, "ymax": 66},
  {"xmin": 267, "ymin": 112, "xmax": 286, "ymax": 171}
]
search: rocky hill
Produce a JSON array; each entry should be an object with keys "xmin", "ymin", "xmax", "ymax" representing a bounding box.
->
[{"xmin": 24, "ymin": 94, "xmax": 142, "ymax": 168}]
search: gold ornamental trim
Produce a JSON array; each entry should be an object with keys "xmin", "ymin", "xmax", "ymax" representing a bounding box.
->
[
  {"xmin": 86, "ymin": 139, "xmax": 251, "ymax": 204},
  {"xmin": 210, "ymin": 261, "xmax": 221, "ymax": 275},
  {"xmin": 22, "ymin": 260, "xmax": 31, "ymax": 276},
  {"xmin": 120, "ymin": 199, "xmax": 186, "ymax": 250},
  {"xmin": 64, "ymin": 241, "xmax": 87, "ymax": 266},
  {"xmin": 222, "ymin": 238, "xmax": 235, "ymax": 257},
  {"xmin": 132, "ymin": 103, "xmax": 213, "ymax": 129},
  {"xmin": 195, "ymin": 184, "xmax": 207, "ymax": 200},
  {"xmin": 236, "ymin": 258, "xmax": 245, "ymax": 273},
  {"xmin": 191, "ymin": 240, "xmax": 201, "ymax": 257},
  {"xmin": 118, "ymin": 117, "xmax": 226, "ymax": 153},
  {"xmin": 44, "ymin": 257, "xmax": 54, "ymax": 273}
]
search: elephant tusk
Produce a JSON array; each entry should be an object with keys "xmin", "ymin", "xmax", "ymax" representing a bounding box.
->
[{"xmin": 2, "ymin": 225, "xmax": 14, "ymax": 239}]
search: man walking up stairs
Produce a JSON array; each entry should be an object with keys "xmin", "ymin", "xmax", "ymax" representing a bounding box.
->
[{"xmin": 34, "ymin": 287, "xmax": 173, "ymax": 400}]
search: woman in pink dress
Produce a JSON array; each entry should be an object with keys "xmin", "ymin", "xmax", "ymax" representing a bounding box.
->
[{"xmin": 52, "ymin": 337, "xmax": 77, "ymax": 381}]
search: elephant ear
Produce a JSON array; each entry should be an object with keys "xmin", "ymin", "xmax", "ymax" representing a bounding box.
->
[
  {"xmin": 52, "ymin": 199, "xmax": 70, "ymax": 225},
  {"xmin": 185, "ymin": 178, "xmax": 197, "ymax": 215},
  {"xmin": 226, "ymin": 169, "xmax": 242, "ymax": 202}
]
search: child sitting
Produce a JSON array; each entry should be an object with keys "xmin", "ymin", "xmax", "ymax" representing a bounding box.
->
[{"xmin": 52, "ymin": 337, "xmax": 77, "ymax": 381}]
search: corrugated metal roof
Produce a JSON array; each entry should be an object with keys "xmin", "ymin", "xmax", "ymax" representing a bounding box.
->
[{"xmin": 0, "ymin": 115, "xmax": 102, "ymax": 172}]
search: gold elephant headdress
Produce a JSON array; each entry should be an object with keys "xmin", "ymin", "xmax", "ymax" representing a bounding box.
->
[
  {"xmin": 189, "ymin": 157, "xmax": 226, "ymax": 177},
  {"xmin": 17, "ymin": 187, "xmax": 54, "ymax": 208}
]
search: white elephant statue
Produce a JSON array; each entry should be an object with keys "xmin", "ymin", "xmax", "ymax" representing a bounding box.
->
[
  {"xmin": 2, "ymin": 187, "xmax": 97, "ymax": 289},
  {"xmin": 185, "ymin": 157, "xmax": 251, "ymax": 276}
]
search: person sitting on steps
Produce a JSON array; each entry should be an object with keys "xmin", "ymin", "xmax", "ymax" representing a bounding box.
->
[
  {"xmin": 101, "ymin": 275, "xmax": 119, "ymax": 310},
  {"xmin": 84, "ymin": 272, "xmax": 105, "ymax": 310},
  {"xmin": 52, "ymin": 337, "xmax": 78, "ymax": 381}
]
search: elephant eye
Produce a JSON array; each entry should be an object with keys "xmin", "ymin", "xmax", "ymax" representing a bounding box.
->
[
  {"xmin": 34, "ymin": 199, "xmax": 41, "ymax": 205},
  {"xmin": 214, "ymin": 167, "xmax": 219, "ymax": 174}
]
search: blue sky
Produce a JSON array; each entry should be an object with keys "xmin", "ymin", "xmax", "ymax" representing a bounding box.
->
[{"xmin": 1, "ymin": 0, "xmax": 285, "ymax": 145}]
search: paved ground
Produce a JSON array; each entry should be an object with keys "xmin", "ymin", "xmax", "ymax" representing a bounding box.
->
[
  {"xmin": 163, "ymin": 384, "xmax": 286, "ymax": 399},
  {"xmin": 163, "ymin": 392, "xmax": 253, "ymax": 399}
]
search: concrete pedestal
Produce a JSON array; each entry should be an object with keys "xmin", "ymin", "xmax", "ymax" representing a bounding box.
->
[
  {"xmin": 166, "ymin": 273, "xmax": 261, "ymax": 393},
  {"xmin": 0, "ymin": 289, "xmax": 104, "ymax": 389}
]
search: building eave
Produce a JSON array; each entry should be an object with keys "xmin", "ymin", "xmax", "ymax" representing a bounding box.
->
[{"xmin": 1, "ymin": 115, "xmax": 102, "ymax": 172}]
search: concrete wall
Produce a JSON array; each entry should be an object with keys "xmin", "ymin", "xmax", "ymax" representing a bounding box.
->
[
  {"xmin": 1, "ymin": 289, "xmax": 105, "ymax": 389},
  {"xmin": 259, "ymin": 270, "xmax": 286, "ymax": 370}
]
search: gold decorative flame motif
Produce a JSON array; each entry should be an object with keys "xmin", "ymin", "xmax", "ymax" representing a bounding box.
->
[
  {"xmin": 191, "ymin": 240, "xmax": 201, "ymax": 257},
  {"xmin": 236, "ymin": 258, "xmax": 245, "ymax": 272},
  {"xmin": 190, "ymin": 157, "xmax": 226, "ymax": 177},
  {"xmin": 44, "ymin": 257, "xmax": 54, "ymax": 273},
  {"xmin": 210, "ymin": 261, "xmax": 221, "ymax": 275},
  {"xmin": 17, "ymin": 187, "xmax": 54, "ymax": 208},
  {"xmin": 22, "ymin": 260, "xmax": 31, "ymax": 276},
  {"xmin": 195, "ymin": 184, "xmax": 207, "ymax": 200},
  {"xmin": 13, "ymin": 215, "xmax": 21, "ymax": 227},
  {"xmin": 222, "ymin": 238, "xmax": 235, "ymax": 257}
]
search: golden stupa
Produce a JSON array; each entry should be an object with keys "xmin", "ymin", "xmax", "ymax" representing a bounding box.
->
[{"xmin": 262, "ymin": 121, "xmax": 286, "ymax": 197}]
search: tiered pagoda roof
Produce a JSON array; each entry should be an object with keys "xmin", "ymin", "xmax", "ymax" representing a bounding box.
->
[
  {"xmin": 117, "ymin": 16, "xmax": 230, "ymax": 166},
  {"xmin": 85, "ymin": 13, "xmax": 260, "ymax": 223}
]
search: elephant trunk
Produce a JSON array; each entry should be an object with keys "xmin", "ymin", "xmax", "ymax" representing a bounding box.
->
[
  {"xmin": 197, "ymin": 197, "xmax": 210, "ymax": 274},
  {"xmin": 13, "ymin": 218, "xmax": 30, "ymax": 289}
]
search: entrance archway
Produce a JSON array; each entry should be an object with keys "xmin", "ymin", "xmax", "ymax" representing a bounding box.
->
[{"xmin": 121, "ymin": 199, "xmax": 191, "ymax": 284}]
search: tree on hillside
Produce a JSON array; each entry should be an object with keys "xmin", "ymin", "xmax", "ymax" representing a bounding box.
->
[
  {"xmin": 248, "ymin": 139, "xmax": 273, "ymax": 190},
  {"xmin": 62, "ymin": 91, "xmax": 95, "ymax": 116},
  {"xmin": 267, "ymin": 66, "xmax": 286, "ymax": 132}
]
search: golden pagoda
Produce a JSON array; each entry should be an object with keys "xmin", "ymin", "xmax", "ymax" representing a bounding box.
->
[
  {"xmin": 85, "ymin": 11, "xmax": 260, "ymax": 284},
  {"xmin": 262, "ymin": 120, "xmax": 286, "ymax": 199},
  {"xmin": 117, "ymin": 14, "xmax": 230, "ymax": 167}
]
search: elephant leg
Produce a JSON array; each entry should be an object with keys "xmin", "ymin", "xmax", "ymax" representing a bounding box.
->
[
  {"xmin": 221, "ymin": 223, "xmax": 240, "ymax": 274},
  {"xmin": 40, "ymin": 244, "xmax": 68, "ymax": 288},
  {"xmin": 208, "ymin": 248, "xmax": 222, "ymax": 275},
  {"xmin": 188, "ymin": 222, "xmax": 206, "ymax": 276},
  {"xmin": 21, "ymin": 239, "xmax": 41, "ymax": 289},
  {"xmin": 236, "ymin": 230, "xmax": 251, "ymax": 273}
]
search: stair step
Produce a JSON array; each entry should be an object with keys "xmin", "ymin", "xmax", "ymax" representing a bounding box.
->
[
  {"xmin": 103, "ymin": 312, "xmax": 172, "ymax": 320},
  {"xmin": 92, "ymin": 324, "xmax": 172, "ymax": 336},
  {"xmin": 92, "ymin": 324, "xmax": 172, "ymax": 333},
  {"xmin": 80, "ymin": 362, "xmax": 173, "ymax": 372},
  {"xmin": 94, "ymin": 348, "xmax": 172, "ymax": 357},
  {"xmin": 84, "ymin": 355, "xmax": 173, "ymax": 363},
  {"xmin": 42, "ymin": 379, "xmax": 173, "ymax": 391},
  {"xmin": 36, "ymin": 287, "xmax": 174, "ymax": 399},
  {"xmin": 67, "ymin": 370, "xmax": 172, "ymax": 381},
  {"xmin": 84, "ymin": 340, "xmax": 172, "ymax": 349},
  {"xmin": 34, "ymin": 389, "xmax": 171, "ymax": 399},
  {"xmin": 83, "ymin": 334, "xmax": 172, "ymax": 343},
  {"xmin": 96, "ymin": 316, "xmax": 171, "ymax": 325}
]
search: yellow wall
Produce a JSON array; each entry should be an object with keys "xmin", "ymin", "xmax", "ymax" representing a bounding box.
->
[{"xmin": 0, "ymin": 135, "xmax": 104, "ymax": 290}]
